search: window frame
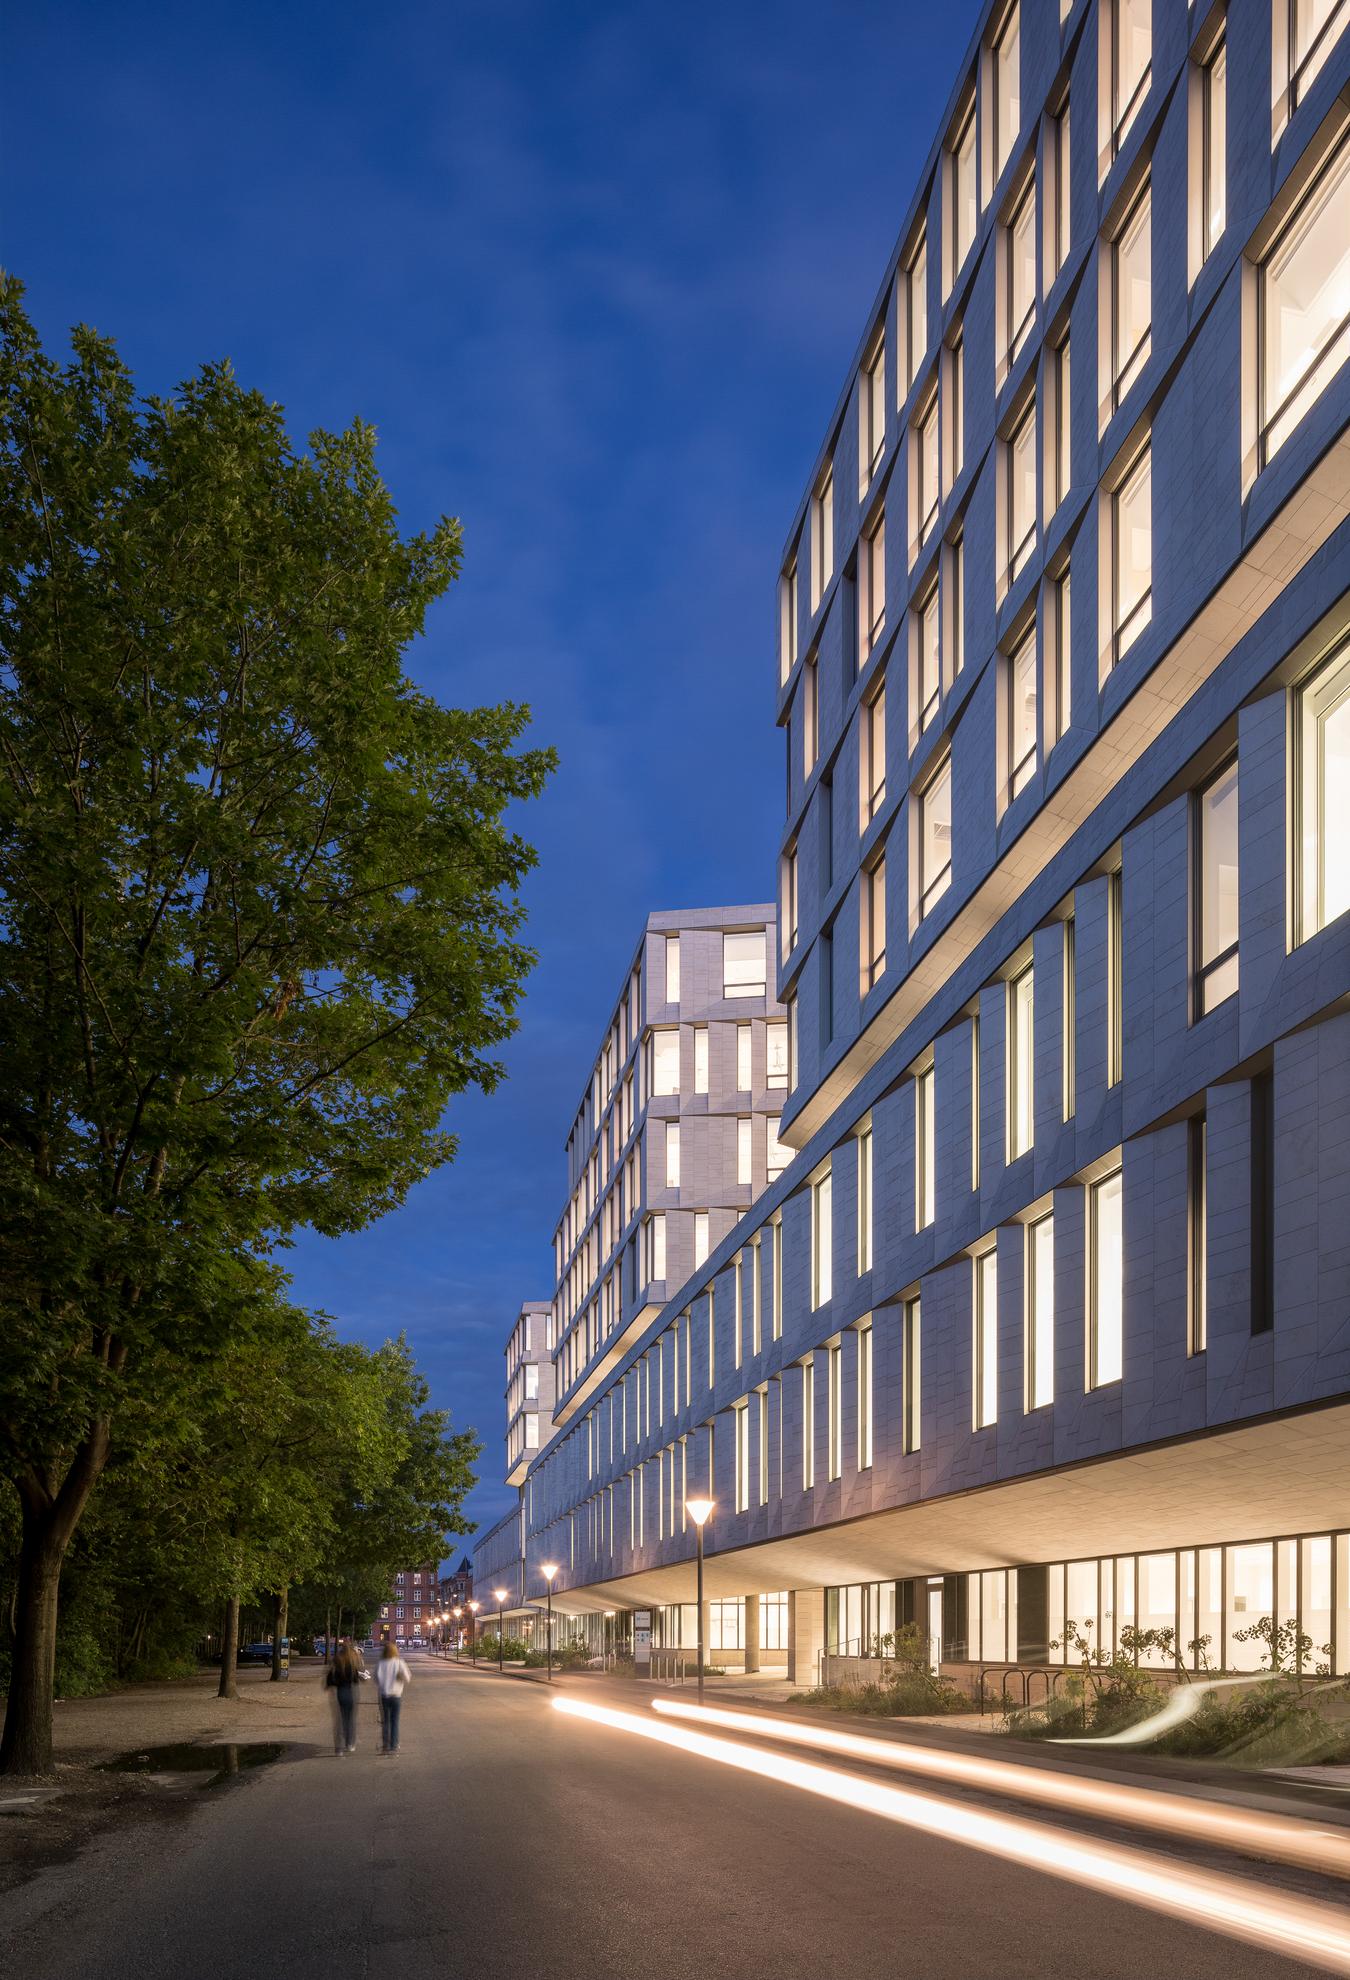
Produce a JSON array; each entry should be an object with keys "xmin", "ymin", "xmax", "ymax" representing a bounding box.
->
[
  {"xmin": 861, "ymin": 675, "xmax": 887, "ymax": 826},
  {"xmin": 1109, "ymin": 0, "xmax": 1152, "ymax": 160},
  {"xmin": 1088, "ymin": 1165, "xmax": 1125, "ymax": 1389},
  {"xmin": 974, "ymin": 1246, "xmax": 999, "ymax": 1429},
  {"xmin": 1007, "ymin": 961, "xmax": 1035, "ymax": 1161},
  {"xmin": 1005, "ymin": 394, "xmax": 1038, "ymax": 583},
  {"xmin": 1005, "ymin": 172, "xmax": 1038, "ymax": 365},
  {"xmin": 1110, "ymin": 177, "xmax": 1152, "ymax": 411},
  {"xmin": 1110, "ymin": 442, "xmax": 1153, "ymax": 665},
  {"xmin": 917, "ymin": 756, "xmax": 954, "ymax": 920},
  {"xmin": 861, "ymin": 850, "xmax": 888, "ymax": 992},
  {"xmin": 1257, "ymin": 129, "xmax": 1350, "ymax": 468},
  {"xmin": 1007, "ymin": 620, "xmax": 1039, "ymax": 799},
  {"xmin": 811, "ymin": 466, "xmax": 835, "ymax": 609},
  {"xmin": 1026, "ymin": 1211, "xmax": 1055, "ymax": 1409},
  {"xmin": 860, "ymin": 332, "xmax": 887, "ymax": 489},
  {"xmin": 1193, "ymin": 754, "xmax": 1240, "ymax": 1017}
]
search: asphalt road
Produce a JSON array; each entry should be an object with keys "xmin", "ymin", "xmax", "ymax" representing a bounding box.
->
[{"xmin": 0, "ymin": 1656, "xmax": 1339, "ymax": 1980}]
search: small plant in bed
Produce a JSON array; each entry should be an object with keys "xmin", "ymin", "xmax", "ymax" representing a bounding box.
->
[{"xmin": 791, "ymin": 1623, "xmax": 976, "ymax": 1717}]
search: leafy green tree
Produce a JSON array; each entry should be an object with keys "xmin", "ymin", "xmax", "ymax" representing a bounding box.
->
[{"xmin": 0, "ymin": 280, "xmax": 552, "ymax": 1773}]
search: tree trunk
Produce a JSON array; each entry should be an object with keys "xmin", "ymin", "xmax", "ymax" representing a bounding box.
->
[
  {"xmin": 324, "ymin": 1606, "xmax": 331, "ymax": 1665},
  {"xmin": 0, "ymin": 1428, "xmax": 112, "ymax": 1778},
  {"xmin": 218, "ymin": 1595, "xmax": 240, "ymax": 1700},
  {"xmin": 270, "ymin": 1588, "xmax": 288, "ymax": 1681}
]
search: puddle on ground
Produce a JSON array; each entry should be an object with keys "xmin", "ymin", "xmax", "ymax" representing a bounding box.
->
[{"xmin": 103, "ymin": 1742, "xmax": 286, "ymax": 1786}]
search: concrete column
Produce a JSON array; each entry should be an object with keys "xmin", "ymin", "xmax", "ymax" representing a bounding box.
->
[
  {"xmin": 742, "ymin": 1592, "xmax": 761, "ymax": 1674},
  {"xmin": 787, "ymin": 1587, "xmax": 825, "ymax": 1687}
]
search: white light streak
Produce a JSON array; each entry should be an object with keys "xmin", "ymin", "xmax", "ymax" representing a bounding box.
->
[
  {"xmin": 651, "ymin": 1697, "xmax": 1349, "ymax": 1881},
  {"xmin": 554, "ymin": 1696, "xmax": 1350, "ymax": 1976}
]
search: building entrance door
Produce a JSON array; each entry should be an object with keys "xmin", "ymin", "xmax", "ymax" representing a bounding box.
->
[{"xmin": 927, "ymin": 1584, "xmax": 943, "ymax": 1673}]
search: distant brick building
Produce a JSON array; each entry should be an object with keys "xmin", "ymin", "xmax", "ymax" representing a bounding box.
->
[
  {"xmin": 440, "ymin": 1556, "xmax": 473, "ymax": 1611},
  {"xmin": 375, "ymin": 1562, "xmax": 440, "ymax": 1644}
]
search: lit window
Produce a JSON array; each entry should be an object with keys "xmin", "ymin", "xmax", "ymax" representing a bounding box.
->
[
  {"xmin": 1006, "ymin": 397, "xmax": 1037, "ymax": 581},
  {"xmin": 1007, "ymin": 623, "xmax": 1038, "ymax": 799},
  {"xmin": 693, "ymin": 1210, "xmax": 709, "ymax": 1269},
  {"xmin": 665, "ymin": 934, "xmax": 681, "ymax": 1005},
  {"xmin": 766, "ymin": 1022, "xmax": 789, "ymax": 1089},
  {"xmin": 724, "ymin": 929, "xmax": 767, "ymax": 998},
  {"xmin": 1195, "ymin": 757, "xmax": 1239, "ymax": 1015},
  {"xmin": 1089, "ymin": 1167, "xmax": 1124, "ymax": 1386},
  {"xmin": 914, "ymin": 392, "xmax": 940, "ymax": 549},
  {"xmin": 861, "ymin": 679, "xmax": 887, "ymax": 825},
  {"xmin": 1259, "ymin": 132, "xmax": 1350, "ymax": 466},
  {"xmin": 949, "ymin": 92, "xmax": 978, "ymax": 286},
  {"xmin": 993, "ymin": 3, "xmax": 1021, "ymax": 180},
  {"xmin": 857, "ymin": 1322, "xmax": 874, "ymax": 1469},
  {"xmin": 1111, "ymin": 180, "xmax": 1151, "ymax": 408},
  {"xmin": 1008, "ymin": 962, "xmax": 1035, "ymax": 1160},
  {"xmin": 860, "ymin": 333, "xmax": 886, "ymax": 488},
  {"xmin": 918, "ymin": 757, "xmax": 953, "ymax": 918},
  {"xmin": 651, "ymin": 1029, "xmax": 680, "ymax": 1096},
  {"xmin": 801, "ymin": 1357, "xmax": 815, "ymax": 1488},
  {"xmin": 1109, "ymin": 0, "xmax": 1152, "ymax": 160},
  {"xmin": 1296, "ymin": 636, "xmax": 1350, "ymax": 939},
  {"xmin": 778, "ymin": 559, "xmax": 798, "ymax": 685},
  {"xmin": 902, "ymin": 1297, "xmax": 921, "ymax": 1453},
  {"xmin": 766, "ymin": 1118, "xmax": 789, "ymax": 1183},
  {"xmin": 904, "ymin": 230, "xmax": 928, "ymax": 395},
  {"xmin": 915, "ymin": 581, "xmax": 941, "ymax": 732},
  {"xmin": 813, "ymin": 1170, "xmax": 833, "ymax": 1307},
  {"xmin": 1111, "ymin": 444, "xmax": 1152, "ymax": 663},
  {"xmin": 827, "ymin": 1340, "xmax": 843, "ymax": 1479},
  {"xmin": 782, "ymin": 845, "xmax": 799, "ymax": 956},
  {"xmin": 1006, "ymin": 176, "xmax": 1037, "ymax": 363},
  {"xmin": 1287, "ymin": 0, "xmax": 1348, "ymax": 112},
  {"xmin": 665, "ymin": 1121, "xmax": 681, "ymax": 1189},
  {"xmin": 1200, "ymin": 34, "xmax": 1226, "ymax": 264},
  {"xmin": 1050, "ymin": 99, "xmax": 1071, "ymax": 280},
  {"xmin": 811, "ymin": 467, "xmax": 834, "ymax": 608},
  {"xmin": 861, "ymin": 853, "xmax": 887, "ymax": 992},
  {"xmin": 861, "ymin": 507, "xmax": 887, "ymax": 655},
  {"xmin": 1027, "ymin": 1212, "xmax": 1055, "ymax": 1408},
  {"xmin": 734, "ymin": 1402, "xmax": 750, "ymax": 1513},
  {"xmin": 916, "ymin": 1062, "xmax": 936, "ymax": 1229},
  {"xmin": 974, "ymin": 1247, "xmax": 999, "ymax": 1428},
  {"xmin": 736, "ymin": 1023, "xmax": 752, "ymax": 1092},
  {"xmin": 737, "ymin": 1117, "xmax": 752, "ymax": 1187},
  {"xmin": 693, "ymin": 1027, "xmax": 709, "ymax": 1094},
  {"xmin": 646, "ymin": 1213, "xmax": 667, "ymax": 1283},
  {"xmin": 857, "ymin": 1125, "xmax": 873, "ymax": 1272}
]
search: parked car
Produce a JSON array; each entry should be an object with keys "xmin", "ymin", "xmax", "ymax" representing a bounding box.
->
[{"xmin": 237, "ymin": 1641, "xmax": 276, "ymax": 1665}]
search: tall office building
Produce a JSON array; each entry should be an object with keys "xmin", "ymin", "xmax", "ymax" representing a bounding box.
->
[{"xmin": 512, "ymin": 0, "xmax": 1350, "ymax": 1683}]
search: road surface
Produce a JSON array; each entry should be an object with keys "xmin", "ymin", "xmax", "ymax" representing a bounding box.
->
[{"xmin": 0, "ymin": 1655, "xmax": 1341, "ymax": 1980}]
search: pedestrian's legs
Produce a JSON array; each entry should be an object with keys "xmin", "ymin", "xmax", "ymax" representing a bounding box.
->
[
  {"xmin": 338, "ymin": 1685, "xmax": 356, "ymax": 1751},
  {"xmin": 378, "ymin": 1694, "xmax": 392, "ymax": 1751},
  {"xmin": 387, "ymin": 1694, "xmax": 402, "ymax": 1753}
]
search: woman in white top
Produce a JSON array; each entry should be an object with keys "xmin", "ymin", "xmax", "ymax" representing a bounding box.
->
[{"xmin": 375, "ymin": 1638, "xmax": 412, "ymax": 1754}]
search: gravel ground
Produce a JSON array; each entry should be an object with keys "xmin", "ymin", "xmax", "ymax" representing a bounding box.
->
[{"xmin": 0, "ymin": 1660, "xmax": 337, "ymax": 1895}]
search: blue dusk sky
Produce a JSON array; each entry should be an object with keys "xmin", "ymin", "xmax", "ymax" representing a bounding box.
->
[{"xmin": 5, "ymin": 0, "xmax": 980, "ymax": 1547}]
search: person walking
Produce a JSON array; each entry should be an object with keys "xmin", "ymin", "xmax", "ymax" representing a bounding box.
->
[
  {"xmin": 375, "ymin": 1638, "xmax": 412, "ymax": 1754},
  {"xmin": 326, "ymin": 1637, "xmax": 363, "ymax": 1755}
]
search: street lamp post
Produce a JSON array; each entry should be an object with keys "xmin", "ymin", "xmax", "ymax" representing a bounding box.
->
[
  {"xmin": 603, "ymin": 1609, "xmax": 615, "ymax": 1665},
  {"xmin": 540, "ymin": 1563, "xmax": 559, "ymax": 1681},
  {"xmin": 686, "ymin": 1498, "xmax": 714, "ymax": 1706},
  {"xmin": 468, "ymin": 1598, "xmax": 481, "ymax": 1663},
  {"xmin": 452, "ymin": 1607, "xmax": 463, "ymax": 1661},
  {"xmin": 494, "ymin": 1589, "xmax": 509, "ymax": 1673}
]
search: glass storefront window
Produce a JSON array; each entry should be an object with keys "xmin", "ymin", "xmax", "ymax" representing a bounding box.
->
[
  {"xmin": 1226, "ymin": 1541, "xmax": 1274, "ymax": 1669},
  {"xmin": 1137, "ymin": 1552, "xmax": 1177, "ymax": 1663}
]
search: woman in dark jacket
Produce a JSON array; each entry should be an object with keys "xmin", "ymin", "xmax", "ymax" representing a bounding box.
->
[{"xmin": 326, "ymin": 1639, "xmax": 363, "ymax": 1754}]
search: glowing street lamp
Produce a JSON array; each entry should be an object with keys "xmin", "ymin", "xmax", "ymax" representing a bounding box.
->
[
  {"xmin": 603, "ymin": 1609, "xmax": 615, "ymax": 1662},
  {"xmin": 452, "ymin": 1606, "xmax": 463, "ymax": 1662},
  {"xmin": 540, "ymin": 1563, "xmax": 559, "ymax": 1682},
  {"xmin": 494, "ymin": 1588, "xmax": 509, "ymax": 1672},
  {"xmin": 468, "ymin": 1598, "xmax": 482, "ymax": 1664},
  {"xmin": 686, "ymin": 1497, "xmax": 715, "ymax": 1705}
]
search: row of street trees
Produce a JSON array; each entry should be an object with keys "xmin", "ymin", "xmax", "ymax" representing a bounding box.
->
[{"xmin": 0, "ymin": 279, "xmax": 554, "ymax": 1772}]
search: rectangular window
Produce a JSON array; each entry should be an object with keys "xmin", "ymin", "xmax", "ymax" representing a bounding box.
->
[
  {"xmin": 693, "ymin": 1210, "xmax": 709, "ymax": 1269},
  {"xmin": 813, "ymin": 1170, "xmax": 834, "ymax": 1307},
  {"xmin": 1006, "ymin": 396, "xmax": 1037, "ymax": 581},
  {"xmin": 1050, "ymin": 336, "xmax": 1071, "ymax": 514},
  {"xmin": 994, "ymin": 2, "xmax": 1021, "ymax": 180},
  {"xmin": 1027, "ymin": 1212, "xmax": 1055, "ymax": 1408},
  {"xmin": 1008, "ymin": 623, "xmax": 1038, "ymax": 798},
  {"xmin": 766, "ymin": 1021, "xmax": 789, "ymax": 1089},
  {"xmin": 801, "ymin": 1356, "xmax": 815, "ymax": 1488},
  {"xmin": 946, "ymin": 333, "xmax": 965, "ymax": 487},
  {"xmin": 802, "ymin": 655, "xmax": 819, "ymax": 776},
  {"xmin": 782, "ymin": 845, "xmax": 798, "ymax": 957},
  {"xmin": 663, "ymin": 933, "xmax": 681, "ymax": 1005},
  {"xmin": 1049, "ymin": 562, "xmax": 1071, "ymax": 747},
  {"xmin": 779, "ymin": 559, "xmax": 797, "ymax": 685},
  {"xmin": 724, "ymin": 929, "xmax": 767, "ymax": 998},
  {"xmin": 1111, "ymin": 181, "xmax": 1151, "ymax": 408},
  {"xmin": 827, "ymin": 1340, "xmax": 843, "ymax": 1480},
  {"xmin": 735, "ymin": 1402, "xmax": 750, "ymax": 1513},
  {"xmin": 751, "ymin": 1240, "xmax": 763, "ymax": 1355},
  {"xmin": 916, "ymin": 1063, "xmax": 936, "ymax": 1229},
  {"xmin": 811, "ymin": 468, "xmax": 834, "ymax": 608},
  {"xmin": 1200, "ymin": 34, "xmax": 1226, "ymax": 263},
  {"xmin": 647, "ymin": 1213, "xmax": 667, "ymax": 1283},
  {"xmin": 857, "ymin": 1323, "xmax": 874, "ymax": 1469},
  {"xmin": 861, "ymin": 853, "xmax": 887, "ymax": 992},
  {"xmin": 772, "ymin": 1218, "xmax": 783, "ymax": 1339},
  {"xmin": 861, "ymin": 508, "xmax": 887, "ymax": 655},
  {"xmin": 1006, "ymin": 175, "xmax": 1037, "ymax": 364},
  {"xmin": 1050, "ymin": 99, "xmax": 1071, "ymax": 280},
  {"xmin": 1195, "ymin": 757, "xmax": 1239, "ymax": 1015},
  {"xmin": 904, "ymin": 230, "xmax": 929, "ymax": 393},
  {"xmin": 918, "ymin": 758, "xmax": 953, "ymax": 918},
  {"xmin": 737, "ymin": 1117, "xmax": 753, "ymax": 1186},
  {"xmin": 1297, "ymin": 636, "xmax": 1350, "ymax": 939},
  {"xmin": 693, "ymin": 1026, "xmax": 709, "ymax": 1094},
  {"xmin": 1111, "ymin": 444, "xmax": 1152, "ymax": 663},
  {"xmin": 861, "ymin": 679, "xmax": 887, "ymax": 826},
  {"xmin": 1189, "ymin": 1116, "xmax": 1207, "ymax": 1355},
  {"xmin": 665, "ymin": 1121, "xmax": 681, "ymax": 1189},
  {"xmin": 947, "ymin": 531, "xmax": 965, "ymax": 679},
  {"xmin": 974, "ymin": 1248, "xmax": 999, "ymax": 1428},
  {"xmin": 857, "ymin": 1125, "xmax": 874, "ymax": 1271},
  {"xmin": 1089, "ymin": 1168, "xmax": 1124, "ymax": 1386},
  {"xmin": 652, "ymin": 1028, "xmax": 680, "ymax": 1096},
  {"xmin": 1288, "ymin": 0, "xmax": 1348, "ymax": 109},
  {"xmin": 916, "ymin": 582, "xmax": 941, "ymax": 732},
  {"xmin": 1260, "ymin": 132, "xmax": 1350, "ymax": 466},
  {"xmin": 1062, "ymin": 912, "xmax": 1077, "ymax": 1119},
  {"xmin": 737, "ymin": 1023, "xmax": 752, "ymax": 1092},
  {"xmin": 860, "ymin": 333, "xmax": 886, "ymax": 488},
  {"xmin": 1110, "ymin": 0, "xmax": 1152, "ymax": 159},
  {"xmin": 1107, "ymin": 870, "xmax": 1123, "ymax": 1086},
  {"xmin": 950, "ymin": 93, "xmax": 978, "ymax": 286},
  {"xmin": 1008, "ymin": 962, "xmax": 1035, "ymax": 1160},
  {"xmin": 902, "ymin": 1297, "xmax": 922, "ymax": 1453},
  {"xmin": 915, "ymin": 392, "xmax": 940, "ymax": 548}
]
